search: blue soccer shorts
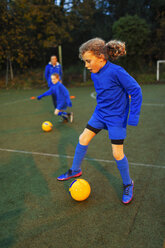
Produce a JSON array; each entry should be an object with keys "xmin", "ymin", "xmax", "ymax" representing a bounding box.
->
[{"xmin": 86, "ymin": 113, "xmax": 127, "ymax": 144}]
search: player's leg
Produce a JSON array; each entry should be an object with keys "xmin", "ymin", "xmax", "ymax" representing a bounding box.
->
[
  {"xmin": 51, "ymin": 94, "xmax": 57, "ymax": 110},
  {"xmin": 108, "ymin": 126, "xmax": 134, "ymax": 204},
  {"xmin": 59, "ymin": 111, "xmax": 74, "ymax": 123},
  {"xmin": 112, "ymin": 143, "xmax": 131, "ymax": 185},
  {"xmin": 57, "ymin": 128, "xmax": 97, "ymax": 181},
  {"xmin": 52, "ymin": 96, "xmax": 67, "ymax": 122},
  {"xmin": 54, "ymin": 109, "xmax": 69, "ymax": 122},
  {"xmin": 111, "ymin": 143, "xmax": 134, "ymax": 204},
  {"xmin": 67, "ymin": 112, "xmax": 74, "ymax": 123},
  {"xmin": 70, "ymin": 127, "xmax": 97, "ymax": 169},
  {"xmin": 57, "ymin": 114, "xmax": 103, "ymax": 181},
  {"xmin": 55, "ymin": 107, "xmax": 73, "ymax": 123}
]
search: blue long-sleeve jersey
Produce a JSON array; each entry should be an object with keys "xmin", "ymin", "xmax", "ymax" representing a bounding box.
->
[
  {"xmin": 45, "ymin": 62, "xmax": 62, "ymax": 87},
  {"xmin": 91, "ymin": 61, "xmax": 142, "ymax": 127},
  {"xmin": 38, "ymin": 82, "xmax": 72, "ymax": 110}
]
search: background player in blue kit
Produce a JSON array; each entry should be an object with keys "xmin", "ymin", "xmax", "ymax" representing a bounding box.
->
[
  {"xmin": 45, "ymin": 55, "xmax": 63, "ymax": 112},
  {"xmin": 57, "ymin": 38, "xmax": 143, "ymax": 204},
  {"xmin": 45, "ymin": 55, "xmax": 63, "ymax": 87},
  {"xmin": 37, "ymin": 73, "xmax": 73, "ymax": 123}
]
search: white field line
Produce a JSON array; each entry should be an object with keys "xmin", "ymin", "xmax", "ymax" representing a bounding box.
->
[
  {"xmin": 2, "ymin": 93, "xmax": 165, "ymax": 107},
  {"xmin": 0, "ymin": 147, "xmax": 164, "ymax": 169},
  {"xmin": 1, "ymin": 98, "xmax": 30, "ymax": 106},
  {"xmin": 90, "ymin": 92, "xmax": 165, "ymax": 107}
]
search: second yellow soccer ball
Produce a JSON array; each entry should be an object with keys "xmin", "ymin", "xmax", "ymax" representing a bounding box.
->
[{"xmin": 42, "ymin": 121, "xmax": 53, "ymax": 132}]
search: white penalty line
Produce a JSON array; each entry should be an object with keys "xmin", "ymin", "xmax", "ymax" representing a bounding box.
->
[
  {"xmin": 0, "ymin": 148, "xmax": 164, "ymax": 169},
  {"xmin": 90, "ymin": 92, "xmax": 165, "ymax": 107},
  {"xmin": 2, "ymin": 98, "xmax": 31, "ymax": 106}
]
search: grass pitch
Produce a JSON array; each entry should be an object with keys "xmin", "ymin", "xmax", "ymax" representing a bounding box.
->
[{"xmin": 0, "ymin": 85, "xmax": 165, "ymax": 248}]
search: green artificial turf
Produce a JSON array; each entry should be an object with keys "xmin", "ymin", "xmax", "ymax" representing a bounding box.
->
[{"xmin": 0, "ymin": 85, "xmax": 165, "ymax": 248}]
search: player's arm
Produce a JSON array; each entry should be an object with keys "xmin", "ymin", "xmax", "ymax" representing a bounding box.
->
[
  {"xmin": 45, "ymin": 65, "xmax": 49, "ymax": 82},
  {"xmin": 117, "ymin": 69, "xmax": 142, "ymax": 126},
  {"xmin": 37, "ymin": 88, "xmax": 52, "ymax": 100}
]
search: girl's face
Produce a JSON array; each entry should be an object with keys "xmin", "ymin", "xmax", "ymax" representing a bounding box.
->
[
  {"xmin": 51, "ymin": 75, "xmax": 59, "ymax": 84},
  {"xmin": 82, "ymin": 51, "xmax": 106, "ymax": 73}
]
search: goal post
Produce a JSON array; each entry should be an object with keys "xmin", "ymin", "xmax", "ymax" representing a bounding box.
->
[{"xmin": 157, "ymin": 60, "xmax": 165, "ymax": 81}]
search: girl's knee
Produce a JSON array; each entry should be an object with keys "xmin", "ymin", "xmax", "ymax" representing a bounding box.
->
[
  {"xmin": 79, "ymin": 133, "xmax": 88, "ymax": 145},
  {"xmin": 54, "ymin": 109, "xmax": 60, "ymax": 115},
  {"xmin": 112, "ymin": 145, "xmax": 124, "ymax": 161},
  {"xmin": 79, "ymin": 128, "xmax": 96, "ymax": 146},
  {"xmin": 79, "ymin": 132, "xmax": 92, "ymax": 146}
]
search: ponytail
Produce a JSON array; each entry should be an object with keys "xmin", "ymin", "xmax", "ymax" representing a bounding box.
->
[{"xmin": 105, "ymin": 40, "xmax": 126, "ymax": 60}]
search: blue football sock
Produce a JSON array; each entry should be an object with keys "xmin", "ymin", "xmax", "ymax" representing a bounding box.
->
[
  {"xmin": 58, "ymin": 111, "xmax": 68, "ymax": 116},
  {"xmin": 58, "ymin": 111, "xmax": 68, "ymax": 120},
  {"xmin": 71, "ymin": 142, "xmax": 88, "ymax": 171},
  {"xmin": 115, "ymin": 155, "xmax": 131, "ymax": 185}
]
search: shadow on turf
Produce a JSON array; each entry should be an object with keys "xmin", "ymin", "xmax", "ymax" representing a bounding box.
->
[{"xmin": 0, "ymin": 153, "xmax": 50, "ymax": 248}]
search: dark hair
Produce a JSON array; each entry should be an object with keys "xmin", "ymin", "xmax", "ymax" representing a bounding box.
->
[
  {"xmin": 51, "ymin": 73, "xmax": 60, "ymax": 79},
  {"xmin": 51, "ymin": 55, "xmax": 57, "ymax": 59},
  {"xmin": 79, "ymin": 38, "xmax": 126, "ymax": 60}
]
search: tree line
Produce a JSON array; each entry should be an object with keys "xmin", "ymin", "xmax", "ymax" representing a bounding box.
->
[{"xmin": 0, "ymin": 0, "xmax": 164, "ymax": 74}]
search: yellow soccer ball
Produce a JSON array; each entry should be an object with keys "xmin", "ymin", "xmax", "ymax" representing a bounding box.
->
[
  {"xmin": 42, "ymin": 121, "xmax": 53, "ymax": 132},
  {"xmin": 69, "ymin": 179, "xmax": 91, "ymax": 201}
]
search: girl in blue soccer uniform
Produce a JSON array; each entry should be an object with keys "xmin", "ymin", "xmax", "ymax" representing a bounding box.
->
[
  {"xmin": 45, "ymin": 55, "xmax": 63, "ymax": 111},
  {"xmin": 37, "ymin": 73, "xmax": 73, "ymax": 123},
  {"xmin": 57, "ymin": 38, "xmax": 142, "ymax": 204}
]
